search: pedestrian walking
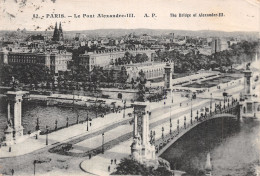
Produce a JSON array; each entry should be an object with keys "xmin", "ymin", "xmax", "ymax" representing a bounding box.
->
[
  {"xmin": 108, "ymin": 165, "xmax": 110, "ymax": 172},
  {"xmin": 111, "ymin": 159, "xmax": 113, "ymax": 164},
  {"xmin": 114, "ymin": 159, "xmax": 117, "ymax": 164},
  {"xmin": 11, "ymin": 169, "xmax": 14, "ymax": 175},
  {"xmin": 89, "ymin": 153, "xmax": 91, "ymax": 159}
]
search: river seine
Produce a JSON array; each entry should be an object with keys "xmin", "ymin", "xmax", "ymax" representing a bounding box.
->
[
  {"xmin": 0, "ymin": 96, "xmax": 98, "ymax": 140},
  {"xmin": 161, "ymin": 117, "xmax": 260, "ymax": 176}
]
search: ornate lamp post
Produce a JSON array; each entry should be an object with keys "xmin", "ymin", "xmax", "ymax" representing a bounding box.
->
[
  {"xmin": 33, "ymin": 160, "xmax": 37, "ymax": 176},
  {"xmin": 123, "ymin": 100, "xmax": 126, "ymax": 118},
  {"xmin": 46, "ymin": 125, "xmax": 49, "ymax": 145},
  {"xmin": 66, "ymin": 117, "xmax": 69, "ymax": 127},
  {"xmin": 36, "ymin": 118, "xmax": 40, "ymax": 131},
  {"xmin": 184, "ymin": 116, "xmax": 186, "ymax": 129},
  {"xmin": 76, "ymin": 110, "xmax": 79, "ymax": 124},
  {"xmin": 210, "ymin": 93, "xmax": 212, "ymax": 114},
  {"xmin": 102, "ymin": 133, "xmax": 105, "ymax": 154},
  {"xmin": 164, "ymin": 88, "xmax": 166, "ymax": 105},
  {"xmin": 95, "ymin": 106, "xmax": 98, "ymax": 119},
  {"xmin": 177, "ymin": 119, "xmax": 179, "ymax": 133},
  {"xmin": 190, "ymin": 96, "xmax": 193, "ymax": 124},
  {"xmin": 153, "ymin": 131, "xmax": 156, "ymax": 143},
  {"xmin": 55, "ymin": 119, "xmax": 58, "ymax": 131},
  {"xmin": 171, "ymin": 89, "xmax": 173, "ymax": 104},
  {"xmin": 170, "ymin": 118, "xmax": 172, "ymax": 134},
  {"xmin": 150, "ymin": 130, "xmax": 153, "ymax": 144},
  {"xmin": 86, "ymin": 108, "xmax": 89, "ymax": 131},
  {"xmin": 95, "ymin": 93, "xmax": 98, "ymax": 119},
  {"xmin": 170, "ymin": 101, "xmax": 172, "ymax": 128}
]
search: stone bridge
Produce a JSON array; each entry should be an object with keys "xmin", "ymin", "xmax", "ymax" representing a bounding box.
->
[{"xmin": 155, "ymin": 102, "xmax": 240, "ymax": 156}]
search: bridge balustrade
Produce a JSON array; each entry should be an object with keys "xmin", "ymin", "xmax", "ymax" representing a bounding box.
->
[{"xmin": 154, "ymin": 103, "xmax": 239, "ymax": 154}]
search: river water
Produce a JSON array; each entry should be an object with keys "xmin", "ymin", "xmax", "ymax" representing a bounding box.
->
[
  {"xmin": 161, "ymin": 117, "xmax": 260, "ymax": 176},
  {"xmin": 0, "ymin": 95, "xmax": 99, "ymax": 139}
]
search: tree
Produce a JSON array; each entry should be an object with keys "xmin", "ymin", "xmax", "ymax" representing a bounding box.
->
[
  {"xmin": 0, "ymin": 64, "xmax": 53, "ymax": 89},
  {"xmin": 108, "ymin": 68, "xmax": 115, "ymax": 86},
  {"xmin": 0, "ymin": 64, "xmax": 13, "ymax": 85},
  {"xmin": 90, "ymin": 66, "xmax": 105, "ymax": 91},
  {"xmin": 118, "ymin": 66, "xmax": 128, "ymax": 85},
  {"xmin": 131, "ymin": 78, "xmax": 135, "ymax": 89},
  {"xmin": 112, "ymin": 158, "xmax": 172, "ymax": 176},
  {"xmin": 118, "ymin": 58, "xmax": 122, "ymax": 65},
  {"xmin": 124, "ymin": 51, "xmax": 132, "ymax": 64},
  {"xmin": 57, "ymin": 74, "xmax": 64, "ymax": 90}
]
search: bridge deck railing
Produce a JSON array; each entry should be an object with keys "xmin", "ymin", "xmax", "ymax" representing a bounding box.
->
[{"xmin": 154, "ymin": 102, "xmax": 239, "ymax": 154}]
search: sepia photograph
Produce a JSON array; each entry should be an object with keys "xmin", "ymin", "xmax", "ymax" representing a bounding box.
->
[{"xmin": 0, "ymin": 0, "xmax": 260, "ymax": 175}]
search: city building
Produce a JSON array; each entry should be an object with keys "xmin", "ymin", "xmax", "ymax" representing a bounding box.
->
[
  {"xmin": 50, "ymin": 51, "xmax": 73, "ymax": 75},
  {"xmin": 211, "ymin": 38, "xmax": 229, "ymax": 53},
  {"xmin": 0, "ymin": 49, "xmax": 72, "ymax": 75},
  {"xmin": 125, "ymin": 62, "xmax": 169, "ymax": 81},
  {"xmin": 103, "ymin": 62, "xmax": 172, "ymax": 82},
  {"xmin": 78, "ymin": 48, "xmax": 156, "ymax": 72}
]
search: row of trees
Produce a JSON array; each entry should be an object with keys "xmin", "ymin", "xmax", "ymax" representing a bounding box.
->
[
  {"xmin": 56, "ymin": 66, "xmax": 129, "ymax": 92},
  {"xmin": 0, "ymin": 63, "xmax": 54, "ymax": 89},
  {"xmin": 0, "ymin": 62, "xmax": 141, "ymax": 93},
  {"xmin": 0, "ymin": 62, "xmax": 156, "ymax": 102},
  {"xmin": 156, "ymin": 41, "xmax": 259, "ymax": 73},
  {"xmin": 110, "ymin": 52, "xmax": 149, "ymax": 66}
]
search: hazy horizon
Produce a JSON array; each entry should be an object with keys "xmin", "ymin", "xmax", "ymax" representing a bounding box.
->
[{"xmin": 0, "ymin": 28, "xmax": 259, "ymax": 33}]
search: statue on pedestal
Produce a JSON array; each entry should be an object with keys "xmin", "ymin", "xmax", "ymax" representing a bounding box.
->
[
  {"xmin": 11, "ymin": 76, "xmax": 21, "ymax": 91},
  {"xmin": 246, "ymin": 63, "xmax": 251, "ymax": 70}
]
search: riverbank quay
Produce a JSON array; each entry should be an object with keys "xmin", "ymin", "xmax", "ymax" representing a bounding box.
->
[
  {"xmin": 0, "ymin": 107, "xmax": 133, "ymax": 158},
  {"xmin": 26, "ymin": 93, "xmax": 132, "ymax": 108}
]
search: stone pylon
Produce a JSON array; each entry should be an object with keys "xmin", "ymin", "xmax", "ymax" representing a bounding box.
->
[
  {"xmin": 3, "ymin": 91, "xmax": 27, "ymax": 145},
  {"xmin": 131, "ymin": 103, "xmax": 156, "ymax": 164}
]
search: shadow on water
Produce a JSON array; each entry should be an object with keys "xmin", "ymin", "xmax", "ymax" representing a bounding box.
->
[{"xmin": 160, "ymin": 117, "xmax": 260, "ymax": 176}]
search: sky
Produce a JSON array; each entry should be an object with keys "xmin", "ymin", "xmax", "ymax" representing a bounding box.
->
[{"xmin": 0, "ymin": 0, "xmax": 259, "ymax": 32}]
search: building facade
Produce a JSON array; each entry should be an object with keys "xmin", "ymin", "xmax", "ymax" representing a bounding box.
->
[
  {"xmin": 211, "ymin": 38, "xmax": 229, "ymax": 53},
  {"xmin": 0, "ymin": 49, "xmax": 72, "ymax": 75},
  {"xmin": 103, "ymin": 62, "xmax": 172, "ymax": 82},
  {"xmin": 125, "ymin": 62, "xmax": 169, "ymax": 81},
  {"xmin": 78, "ymin": 48, "xmax": 156, "ymax": 72}
]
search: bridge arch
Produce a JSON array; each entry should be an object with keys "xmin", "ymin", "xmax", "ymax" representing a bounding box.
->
[{"xmin": 155, "ymin": 104, "xmax": 239, "ymax": 156}]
